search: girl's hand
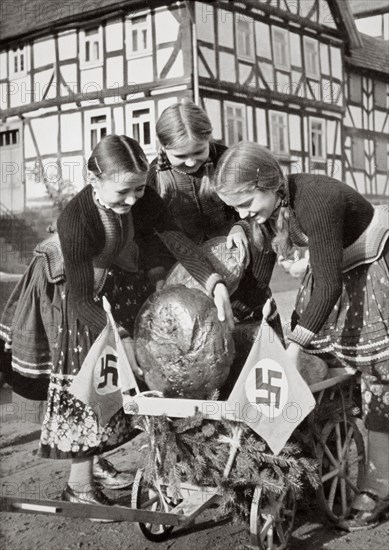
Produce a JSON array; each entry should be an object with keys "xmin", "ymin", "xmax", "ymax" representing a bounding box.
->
[
  {"xmin": 121, "ymin": 337, "xmax": 144, "ymax": 379},
  {"xmin": 285, "ymin": 342, "xmax": 302, "ymax": 372},
  {"xmin": 227, "ymin": 225, "xmax": 250, "ymax": 267},
  {"xmin": 213, "ymin": 282, "xmax": 234, "ymax": 331},
  {"xmin": 155, "ymin": 279, "xmax": 165, "ymax": 291}
]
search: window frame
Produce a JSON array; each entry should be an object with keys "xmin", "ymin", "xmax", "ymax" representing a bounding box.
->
[
  {"xmin": 126, "ymin": 101, "xmax": 155, "ymax": 152},
  {"xmin": 84, "ymin": 108, "xmax": 111, "ymax": 159},
  {"xmin": 9, "ymin": 47, "xmax": 28, "ymax": 78},
  {"xmin": 272, "ymin": 27, "xmax": 290, "ymax": 71},
  {"xmin": 309, "ymin": 117, "xmax": 326, "ymax": 161},
  {"xmin": 304, "ymin": 37, "xmax": 320, "ymax": 80},
  {"xmin": 269, "ymin": 111, "xmax": 289, "ymax": 158},
  {"xmin": 80, "ymin": 27, "xmax": 103, "ymax": 69},
  {"xmin": 236, "ymin": 17, "xmax": 255, "ymax": 61},
  {"xmin": 224, "ymin": 101, "xmax": 247, "ymax": 146},
  {"xmin": 126, "ymin": 13, "xmax": 152, "ymax": 59}
]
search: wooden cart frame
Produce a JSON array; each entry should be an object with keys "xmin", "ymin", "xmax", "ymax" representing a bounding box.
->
[{"xmin": 1, "ymin": 369, "xmax": 365, "ymax": 550}]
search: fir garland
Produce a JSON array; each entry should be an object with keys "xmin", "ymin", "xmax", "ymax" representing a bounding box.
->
[{"xmin": 134, "ymin": 398, "xmax": 320, "ymax": 521}]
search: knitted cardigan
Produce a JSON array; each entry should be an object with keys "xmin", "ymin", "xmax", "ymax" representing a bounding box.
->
[
  {"xmin": 240, "ymin": 174, "xmax": 374, "ymax": 347},
  {"xmin": 57, "ymin": 185, "xmax": 223, "ymax": 335},
  {"xmin": 147, "ymin": 142, "xmax": 237, "ymax": 244}
]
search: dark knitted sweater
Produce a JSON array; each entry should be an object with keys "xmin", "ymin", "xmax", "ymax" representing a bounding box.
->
[
  {"xmin": 57, "ymin": 185, "xmax": 222, "ymax": 335},
  {"xmin": 147, "ymin": 142, "xmax": 237, "ymax": 244},
  {"xmin": 246, "ymin": 174, "xmax": 374, "ymax": 345}
]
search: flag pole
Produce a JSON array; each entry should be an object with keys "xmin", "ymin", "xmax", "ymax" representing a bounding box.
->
[{"xmin": 102, "ymin": 296, "xmax": 140, "ymax": 395}]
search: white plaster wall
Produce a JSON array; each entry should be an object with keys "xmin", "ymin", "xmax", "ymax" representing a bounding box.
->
[
  {"xmin": 34, "ymin": 69, "xmax": 56, "ymax": 102},
  {"xmin": 80, "ymin": 68, "xmax": 103, "ymax": 93},
  {"xmin": 199, "ymin": 46, "xmax": 216, "ymax": 78},
  {"xmin": 30, "ymin": 116, "xmax": 59, "ymax": 156},
  {"xmin": 290, "ymin": 33, "xmax": 301, "ymax": 67},
  {"xmin": 374, "ymin": 110, "xmax": 388, "ymax": 133},
  {"xmin": 0, "ymin": 82, "xmax": 8, "ymax": 110},
  {"xmin": 289, "ymin": 115, "xmax": 301, "ymax": 151},
  {"xmin": 376, "ymin": 174, "xmax": 387, "ymax": 194},
  {"xmin": 349, "ymin": 106, "xmax": 362, "ymax": 129},
  {"xmin": 255, "ymin": 108, "xmax": 267, "ymax": 146},
  {"xmin": 255, "ymin": 21, "xmax": 271, "ymax": 59},
  {"xmin": 60, "ymin": 64, "xmax": 77, "ymax": 96},
  {"xmin": 320, "ymin": 43, "xmax": 330, "ymax": 75},
  {"xmin": 157, "ymin": 97, "xmax": 178, "ymax": 119},
  {"xmin": 277, "ymin": 72, "xmax": 290, "ymax": 95},
  {"xmin": 61, "ymin": 112, "xmax": 82, "ymax": 152},
  {"xmin": 157, "ymin": 49, "xmax": 183, "ymax": 79},
  {"xmin": 219, "ymin": 52, "xmax": 235, "ymax": 82},
  {"xmin": 155, "ymin": 10, "xmax": 180, "ymax": 43},
  {"xmin": 113, "ymin": 107, "xmax": 125, "ymax": 135},
  {"xmin": 106, "ymin": 19, "xmax": 123, "ymax": 52},
  {"xmin": 204, "ymin": 98, "xmax": 222, "ymax": 141},
  {"xmin": 9, "ymin": 76, "xmax": 31, "ymax": 108},
  {"xmin": 196, "ymin": 3, "xmax": 215, "ymax": 42},
  {"xmin": 33, "ymin": 38, "xmax": 55, "ymax": 68},
  {"xmin": 239, "ymin": 63, "xmax": 253, "ymax": 85},
  {"xmin": 107, "ymin": 57, "xmax": 124, "ymax": 89},
  {"xmin": 260, "ymin": 62, "xmax": 274, "ymax": 90},
  {"xmin": 330, "ymin": 46, "xmax": 342, "ymax": 80},
  {"xmin": 58, "ymin": 31, "xmax": 77, "ymax": 61},
  {"xmin": 0, "ymin": 52, "xmax": 8, "ymax": 78},
  {"xmin": 217, "ymin": 8, "xmax": 234, "ymax": 48},
  {"xmin": 128, "ymin": 57, "xmax": 153, "ymax": 83},
  {"xmin": 61, "ymin": 155, "xmax": 85, "ymax": 189},
  {"xmin": 246, "ymin": 106, "xmax": 254, "ymax": 141}
]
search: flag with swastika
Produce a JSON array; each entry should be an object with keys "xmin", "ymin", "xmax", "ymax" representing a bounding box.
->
[
  {"xmin": 227, "ymin": 326, "xmax": 315, "ymax": 455},
  {"xmin": 68, "ymin": 321, "xmax": 138, "ymax": 425}
]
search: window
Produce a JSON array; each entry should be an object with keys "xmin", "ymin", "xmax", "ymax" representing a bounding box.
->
[
  {"xmin": 131, "ymin": 108, "xmax": 151, "ymax": 147},
  {"xmin": 272, "ymin": 28, "xmax": 289, "ymax": 69},
  {"xmin": 10, "ymin": 47, "xmax": 27, "ymax": 77},
  {"xmin": 127, "ymin": 15, "xmax": 151, "ymax": 58},
  {"xmin": 0, "ymin": 130, "xmax": 19, "ymax": 147},
  {"xmin": 270, "ymin": 112, "xmax": 289, "ymax": 156},
  {"xmin": 304, "ymin": 38, "xmax": 320, "ymax": 79},
  {"xmin": 375, "ymin": 138, "xmax": 388, "ymax": 172},
  {"xmin": 89, "ymin": 115, "xmax": 107, "ymax": 150},
  {"xmin": 225, "ymin": 103, "xmax": 246, "ymax": 146},
  {"xmin": 81, "ymin": 27, "xmax": 102, "ymax": 67},
  {"xmin": 349, "ymin": 74, "xmax": 362, "ymax": 104},
  {"xmin": 374, "ymin": 82, "xmax": 387, "ymax": 109},
  {"xmin": 236, "ymin": 18, "xmax": 254, "ymax": 60},
  {"xmin": 310, "ymin": 118, "xmax": 326, "ymax": 160},
  {"xmin": 351, "ymin": 136, "xmax": 365, "ymax": 171}
]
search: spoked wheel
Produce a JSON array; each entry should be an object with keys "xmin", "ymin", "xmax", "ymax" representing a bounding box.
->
[
  {"xmin": 316, "ymin": 417, "xmax": 365, "ymax": 521},
  {"xmin": 249, "ymin": 486, "xmax": 296, "ymax": 550},
  {"xmin": 131, "ymin": 468, "xmax": 175, "ymax": 542}
]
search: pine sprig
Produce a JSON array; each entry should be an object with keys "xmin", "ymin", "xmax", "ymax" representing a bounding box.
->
[{"xmin": 138, "ymin": 412, "xmax": 319, "ymax": 520}]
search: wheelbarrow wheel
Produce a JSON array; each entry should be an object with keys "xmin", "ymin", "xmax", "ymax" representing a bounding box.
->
[
  {"xmin": 249, "ymin": 486, "xmax": 296, "ymax": 550},
  {"xmin": 316, "ymin": 417, "xmax": 365, "ymax": 522},
  {"xmin": 131, "ymin": 468, "xmax": 174, "ymax": 542}
]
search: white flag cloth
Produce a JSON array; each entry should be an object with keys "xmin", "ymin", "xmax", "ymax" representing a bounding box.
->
[
  {"xmin": 68, "ymin": 321, "xmax": 138, "ymax": 425},
  {"xmin": 227, "ymin": 324, "xmax": 316, "ymax": 455}
]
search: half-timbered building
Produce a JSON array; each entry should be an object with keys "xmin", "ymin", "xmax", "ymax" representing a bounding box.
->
[{"xmin": 0, "ymin": 0, "xmax": 387, "ymax": 224}]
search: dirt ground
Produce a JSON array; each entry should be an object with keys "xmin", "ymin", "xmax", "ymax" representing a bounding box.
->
[{"xmin": 1, "ymin": 274, "xmax": 389, "ymax": 549}]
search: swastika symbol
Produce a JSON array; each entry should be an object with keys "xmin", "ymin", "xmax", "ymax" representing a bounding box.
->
[
  {"xmin": 97, "ymin": 354, "xmax": 118, "ymax": 389},
  {"xmin": 255, "ymin": 368, "xmax": 282, "ymax": 409}
]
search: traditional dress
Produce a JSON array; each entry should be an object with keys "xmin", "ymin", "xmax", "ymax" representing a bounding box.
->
[
  {"xmin": 0, "ymin": 185, "xmax": 223, "ymax": 459},
  {"xmin": 241, "ymin": 174, "xmax": 389, "ymax": 432}
]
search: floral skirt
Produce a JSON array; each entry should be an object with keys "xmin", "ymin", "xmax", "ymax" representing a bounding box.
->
[
  {"xmin": 1, "ymin": 257, "xmax": 152, "ymax": 458},
  {"xmin": 293, "ymin": 241, "xmax": 389, "ymax": 433}
]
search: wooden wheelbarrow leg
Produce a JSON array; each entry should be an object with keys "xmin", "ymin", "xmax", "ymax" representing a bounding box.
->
[{"xmin": 0, "ymin": 497, "xmax": 185, "ymax": 526}]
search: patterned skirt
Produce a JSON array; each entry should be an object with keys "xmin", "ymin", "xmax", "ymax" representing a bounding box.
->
[
  {"xmin": 1, "ymin": 257, "xmax": 152, "ymax": 459},
  {"xmin": 293, "ymin": 240, "xmax": 389, "ymax": 433}
]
